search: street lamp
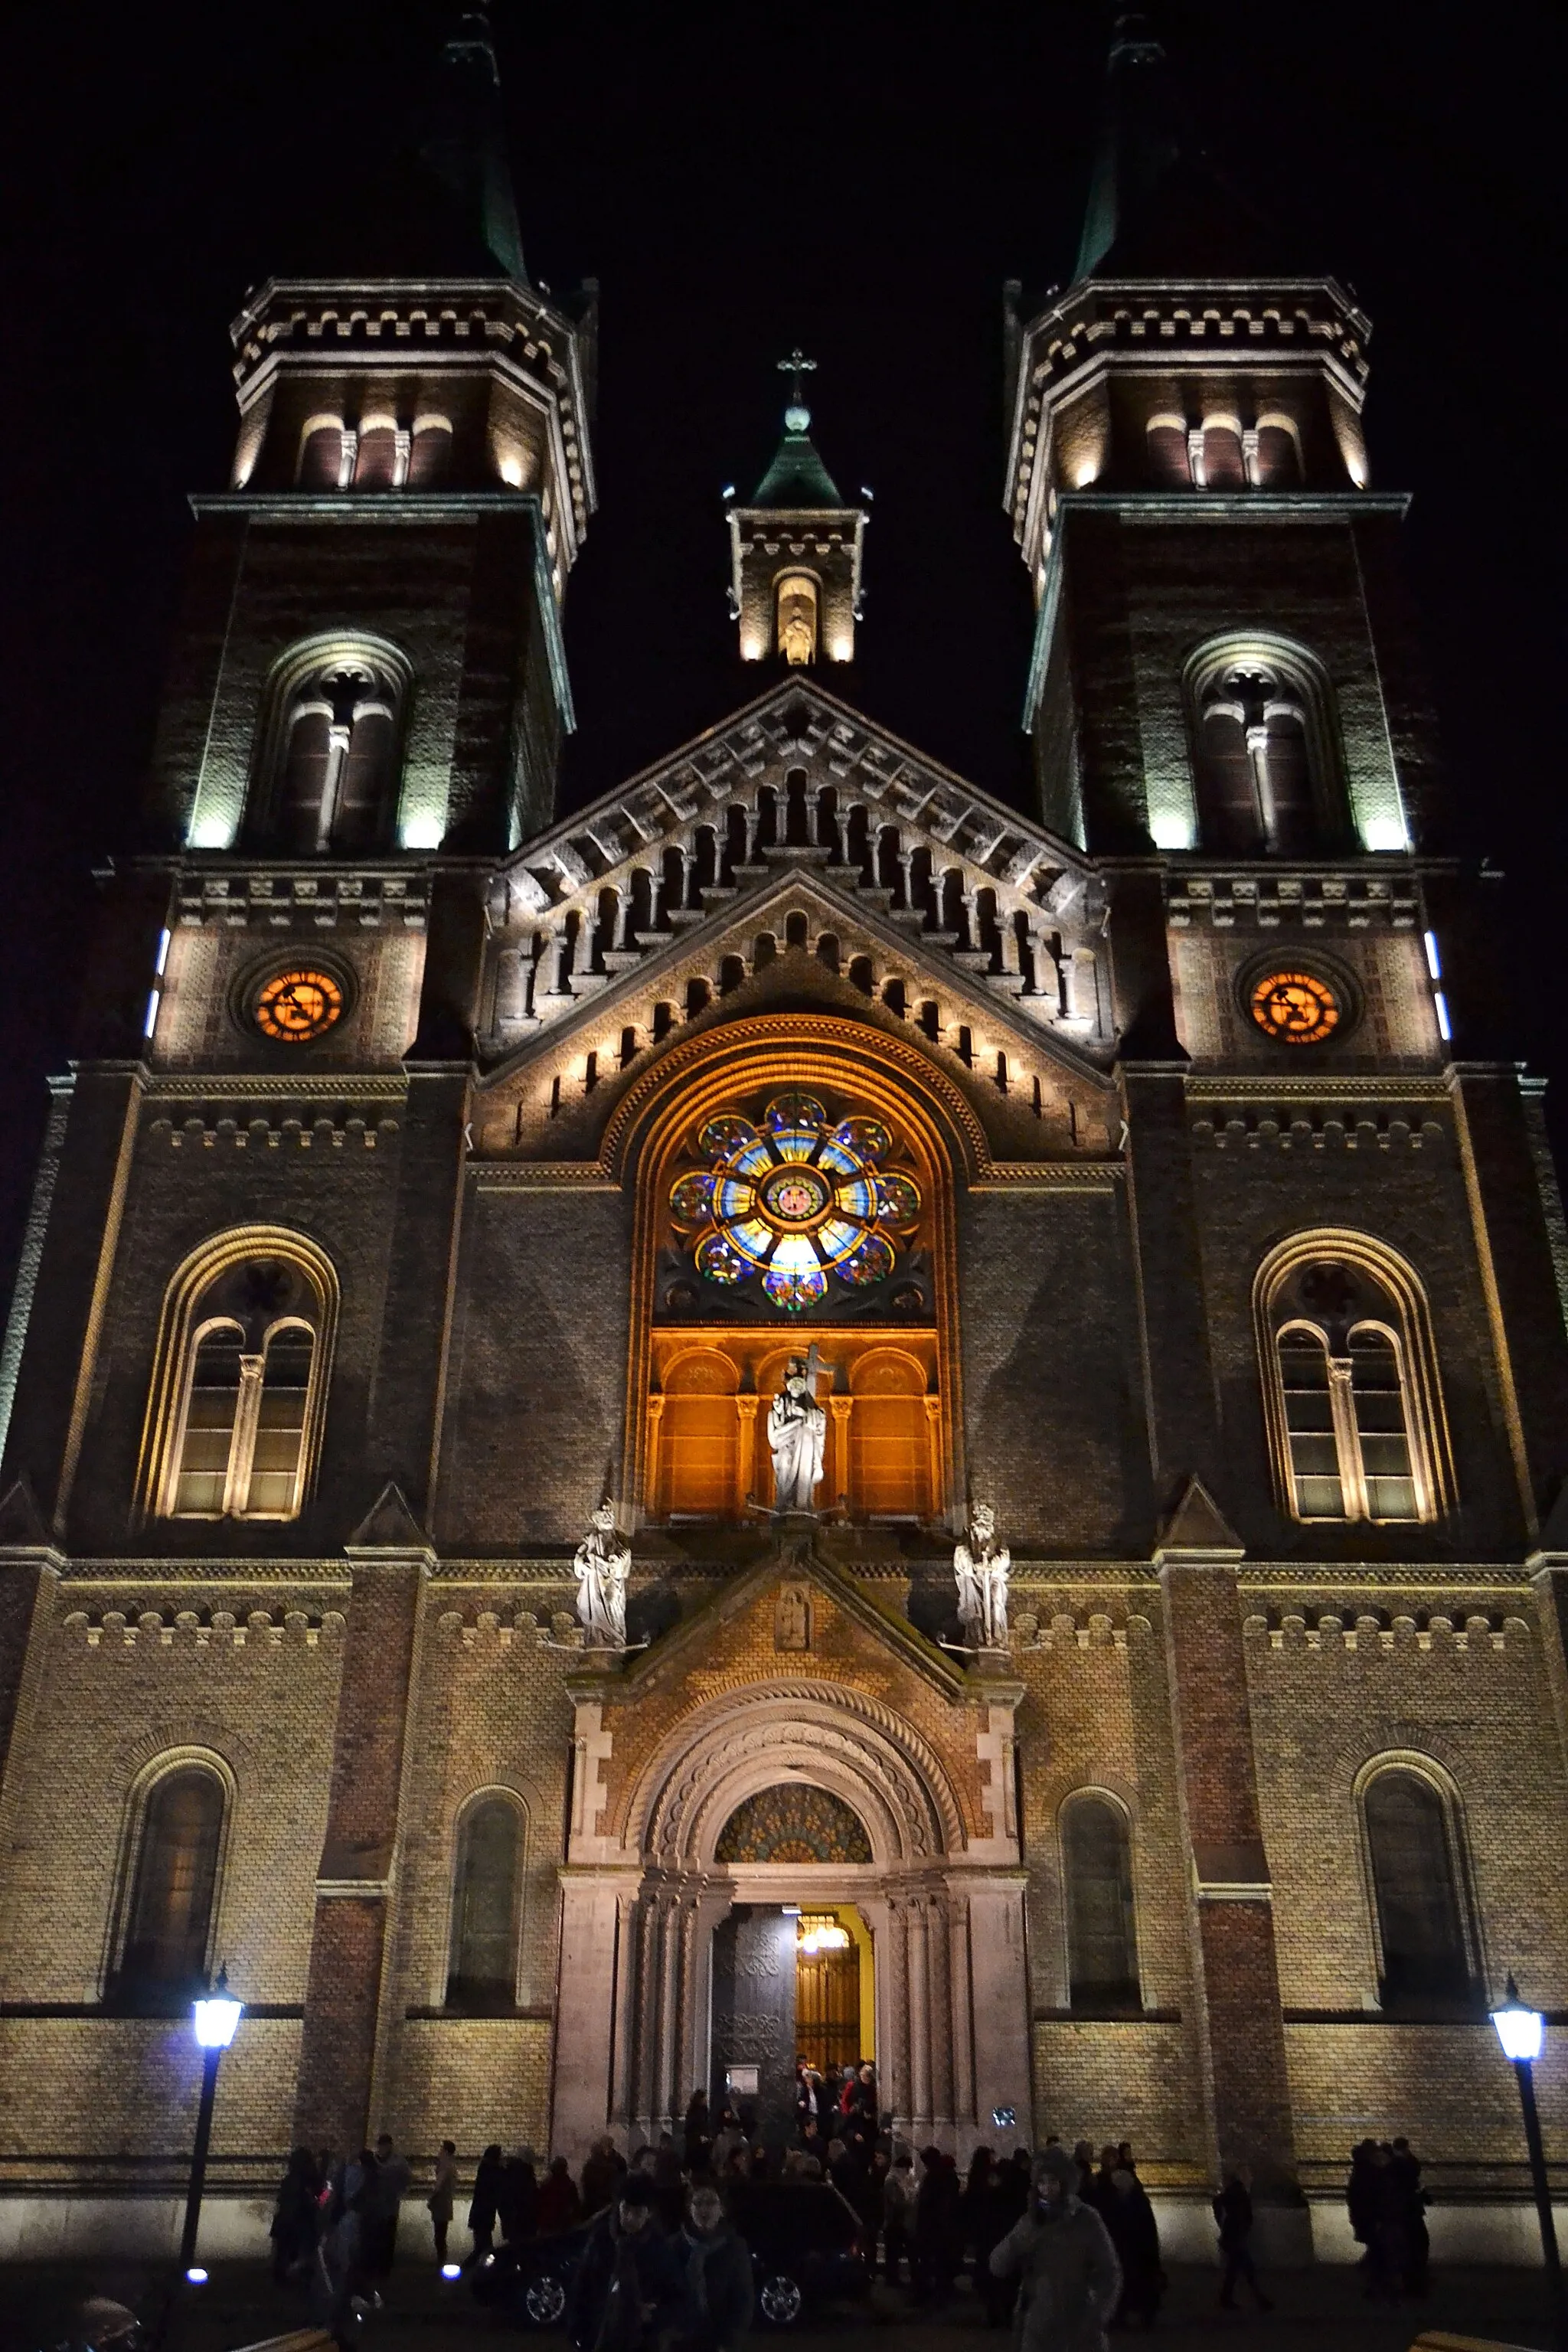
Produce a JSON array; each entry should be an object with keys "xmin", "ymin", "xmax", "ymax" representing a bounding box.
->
[
  {"xmin": 1491, "ymin": 1975, "xmax": 1566, "ymax": 2350},
  {"xmin": 179, "ymin": 1967, "xmax": 242, "ymax": 2282}
]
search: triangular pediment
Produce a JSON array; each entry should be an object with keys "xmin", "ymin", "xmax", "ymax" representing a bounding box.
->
[
  {"xmin": 500, "ymin": 680, "xmax": 1089, "ymax": 914},
  {"xmin": 345, "ymin": 1481, "xmax": 434, "ymax": 1555},
  {"xmin": 482, "ymin": 683, "xmax": 1106, "ymax": 1079},
  {"xmin": 588, "ymin": 1538, "xmax": 965, "ymax": 1705},
  {"xmin": 475, "ymin": 688, "xmax": 1116, "ymax": 1165},
  {"xmin": 1152, "ymin": 1475, "xmax": 1245, "ymax": 1561}
]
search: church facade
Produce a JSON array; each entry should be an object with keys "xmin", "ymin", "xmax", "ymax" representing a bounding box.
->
[{"xmin": 3, "ymin": 8, "xmax": 1568, "ymax": 2262}]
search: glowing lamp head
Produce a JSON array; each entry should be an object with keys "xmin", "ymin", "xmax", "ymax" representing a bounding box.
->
[
  {"xmin": 185, "ymin": 2266, "xmax": 209, "ymax": 2285},
  {"xmin": 1491, "ymin": 1975, "xmax": 1544, "ymax": 2063},
  {"xmin": 193, "ymin": 1966, "xmax": 242, "ymax": 2050},
  {"xmin": 440, "ymin": 2262, "xmax": 463, "ymax": 2280}
]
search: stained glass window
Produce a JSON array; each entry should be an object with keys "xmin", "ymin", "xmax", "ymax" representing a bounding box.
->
[
  {"xmin": 670, "ymin": 1093, "xmax": 920, "ymax": 1315},
  {"xmin": 715, "ymin": 1784, "xmax": 873, "ymax": 1864}
]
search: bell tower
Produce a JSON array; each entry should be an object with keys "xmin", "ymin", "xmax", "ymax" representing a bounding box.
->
[
  {"xmin": 169, "ymin": 1, "xmax": 597, "ymax": 864},
  {"xmin": 727, "ymin": 353, "xmax": 868, "ymax": 667}
]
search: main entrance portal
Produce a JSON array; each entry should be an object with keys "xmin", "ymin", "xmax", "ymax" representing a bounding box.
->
[
  {"xmin": 710, "ymin": 1903, "xmax": 871, "ymax": 2145},
  {"xmin": 551, "ymin": 1661, "xmax": 1034, "ymax": 2162}
]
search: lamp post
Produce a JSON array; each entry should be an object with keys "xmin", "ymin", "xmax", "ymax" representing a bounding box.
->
[
  {"xmin": 1491, "ymin": 1975, "xmax": 1566, "ymax": 2350},
  {"xmin": 178, "ymin": 1968, "xmax": 242, "ymax": 2283}
]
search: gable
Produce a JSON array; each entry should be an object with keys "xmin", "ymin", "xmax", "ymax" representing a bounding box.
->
[{"xmin": 472, "ymin": 684, "xmax": 1116, "ymax": 1165}]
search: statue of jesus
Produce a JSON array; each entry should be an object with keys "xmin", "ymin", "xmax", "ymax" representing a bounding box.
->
[{"xmin": 767, "ymin": 1352, "xmax": 828, "ymax": 1513}]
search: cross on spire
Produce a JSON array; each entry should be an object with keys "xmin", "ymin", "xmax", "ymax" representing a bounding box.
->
[{"xmin": 778, "ymin": 348, "xmax": 818, "ymax": 410}]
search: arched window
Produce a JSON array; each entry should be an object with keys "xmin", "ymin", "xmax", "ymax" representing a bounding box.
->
[
  {"xmin": 1362, "ymin": 1766, "xmax": 1475, "ymax": 2012},
  {"xmin": 1202, "ymin": 416, "xmax": 1246, "ymax": 489},
  {"xmin": 447, "ymin": 1795, "xmax": 524, "ymax": 2014},
  {"xmin": 1061, "ymin": 1794, "xmax": 1139, "ymax": 2012},
  {"xmin": 1254, "ymin": 415, "xmax": 1302, "ymax": 486},
  {"xmin": 1145, "ymin": 415, "xmax": 1191, "ymax": 485},
  {"xmin": 658, "ymin": 1351, "xmax": 740, "ymax": 1517},
  {"xmin": 1185, "ymin": 635, "xmax": 1341, "ymax": 855},
  {"xmin": 1256, "ymin": 1235, "xmax": 1449, "ymax": 1524},
  {"xmin": 116, "ymin": 1765, "xmax": 226, "ymax": 2007},
  {"xmin": 270, "ymin": 648, "xmax": 403, "ymax": 854},
  {"xmin": 849, "ymin": 1349, "xmax": 933, "ymax": 1517},
  {"xmin": 142, "ymin": 1230, "xmax": 338, "ymax": 1522},
  {"xmin": 297, "ymin": 418, "xmax": 345, "ymax": 489},
  {"xmin": 776, "ymin": 573, "xmax": 819, "ymax": 666},
  {"xmin": 407, "ymin": 417, "xmax": 453, "ymax": 485},
  {"xmin": 353, "ymin": 421, "xmax": 400, "ymax": 488}
]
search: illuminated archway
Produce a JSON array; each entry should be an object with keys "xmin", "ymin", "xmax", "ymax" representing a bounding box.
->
[{"xmin": 616, "ymin": 1019, "xmax": 967, "ymax": 1524}]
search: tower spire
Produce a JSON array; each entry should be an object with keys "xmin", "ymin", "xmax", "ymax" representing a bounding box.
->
[
  {"xmin": 421, "ymin": 2, "xmax": 528, "ymax": 283},
  {"xmin": 1070, "ymin": 6, "xmax": 1274, "ymax": 284},
  {"xmin": 1073, "ymin": 9, "xmax": 1181, "ymax": 283},
  {"xmin": 726, "ymin": 363, "xmax": 868, "ymax": 665}
]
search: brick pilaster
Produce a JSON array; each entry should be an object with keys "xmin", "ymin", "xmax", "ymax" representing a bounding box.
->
[
  {"xmin": 1157, "ymin": 1501, "xmax": 1300, "ymax": 2207},
  {"xmin": 1121, "ymin": 1063, "xmax": 1221, "ymax": 1505},
  {"xmin": 293, "ymin": 1524, "xmax": 431, "ymax": 2154}
]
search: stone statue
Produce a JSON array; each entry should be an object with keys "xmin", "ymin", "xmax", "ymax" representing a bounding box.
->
[
  {"xmin": 574, "ymin": 1500, "xmax": 631, "ymax": 1648},
  {"xmin": 954, "ymin": 1503, "xmax": 1010, "ymax": 1650},
  {"xmin": 767, "ymin": 1351, "xmax": 828, "ymax": 1513}
]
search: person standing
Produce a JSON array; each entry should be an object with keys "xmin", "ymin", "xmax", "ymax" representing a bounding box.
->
[
  {"xmin": 1101, "ymin": 2168, "xmax": 1162, "ymax": 2328},
  {"xmin": 364, "ymin": 2132, "xmax": 412, "ymax": 2285},
  {"xmin": 1213, "ymin": 2165, "xmax": 1272, "ymax": 2314},
  {"xmin": 882, "ymin": 2151, "xmax": 916, "ymax": 2285},
  {"xmin": 270, "ymin": 2145, "xmax": 320, "ymax": 2282},
  {"xmin": 427, "ymin": 2141, "xmax": 459, "ymax": 2266},
  {"xmin": 913, "ymin": 2145, "xmax": 962, "ymax": 2308},
  {"xmin": 685, "ymin": 2089, "xmax": 716, "ymax": 2177},
  {"xmin": 566, "ymin": 2174, "xmax": 690, "ymax": 2352},
  {"xmin": 988, "ymin": 2146, "xmax": 1121, "ymax": 2352},
  {"xmin": 678, "ymin": 2184, "xmax": 754, "ymax": 2352},
  {"xmin": 582, "ymin": 2135, "xmax": 628, "ymax": 2216},
  {"xmin": 500, "ymin": 2145, "xmax": 540, "ymax": 2244},
  {"xmin": 539, "ymin": 2154, "xmax": 584, "ymax": 2235},
  {"xmin": 468, "ymin": 2143, "xmax": 505, "ymax": 2261}
]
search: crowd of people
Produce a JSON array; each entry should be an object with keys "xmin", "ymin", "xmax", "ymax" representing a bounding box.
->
[{"xmin": 263, "ymin": 2077, "xmax": 1433, "ymax": 2347}]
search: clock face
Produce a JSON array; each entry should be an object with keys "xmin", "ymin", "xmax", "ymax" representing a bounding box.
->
[
  {"xmin": 253, "ymin": 967, "xmax": 345, "ymax": 1044},
  {"xmin": 1248, "ymin": 968, "xmax": 1341, "ymax": 1045}
]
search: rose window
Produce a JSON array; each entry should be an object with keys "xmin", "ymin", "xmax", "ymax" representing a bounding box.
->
[{"xmin": 668, "ymin": 1090, "xmax": 921, "ymax": 1314}]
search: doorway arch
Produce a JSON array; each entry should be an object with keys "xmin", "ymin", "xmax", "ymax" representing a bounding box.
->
[{"xmin": 550, "ymin": 1676, "xmax": 1027, "ymax": 2158}]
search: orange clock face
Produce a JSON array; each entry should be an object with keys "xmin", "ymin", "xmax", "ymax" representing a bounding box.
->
[
  {"xmin": 1249, "ymin": 969, "xmax": 1341, "ymax": 1045},
  {"xmin": 254, "ymin": 968, "xmax": 344, "ymax": 1043}
]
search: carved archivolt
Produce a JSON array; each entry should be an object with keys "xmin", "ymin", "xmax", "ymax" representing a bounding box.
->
[{"xmin": 629, "ymin": 1679, "xmax": 965, "ymax": 1867}]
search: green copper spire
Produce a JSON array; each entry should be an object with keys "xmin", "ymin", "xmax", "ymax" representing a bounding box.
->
[
  {"xmin": 750, "ymin": 351, "xmax": 845, "ymax": 508},
  {"xmin": 422, "ymin": 2, "xmax": 528, "ymax": 283}
]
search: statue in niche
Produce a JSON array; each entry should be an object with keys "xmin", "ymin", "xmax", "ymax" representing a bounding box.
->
[
  {"xmin": 954, "ymin": 1502, "xmax": 1010, "ymax": 1650},
  {"xmin": 574, "ymin": 1500, "xmax": 631, "ymax": 1648},
  {"xmin": 775, "ymin": 1583, "xmax": 812, "ymax": 1651},
  {"xmin": 768, "ymin": 1350, "xmax": 828, "ymax": 1513}
]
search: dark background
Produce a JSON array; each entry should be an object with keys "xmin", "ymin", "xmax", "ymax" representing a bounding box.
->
[{"xmin": 1, "ymin": 1, "xmax": 1563, "ymax": 1310}]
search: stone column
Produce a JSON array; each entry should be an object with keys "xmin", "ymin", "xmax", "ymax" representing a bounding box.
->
[
  {"xmin": 292, "ymin": 1517, "xmax": 433, "ymax": 2153},
  {"xmin": 906, "ymin": 1895, "xmax": 933, "ymax": 2138},
  {"xmin": 1155, "ymin": 1497, "xmax": 1306, "ymax": 2251},
  {"xmin": 1119, "ymin": 1060, "xmax": 1222, "ymax": 1502}
]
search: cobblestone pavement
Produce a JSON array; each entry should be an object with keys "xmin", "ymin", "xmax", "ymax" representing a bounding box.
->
[{"xmin": 8, "ymin": 2259, "xmax": 1561, "ymax": 2352}]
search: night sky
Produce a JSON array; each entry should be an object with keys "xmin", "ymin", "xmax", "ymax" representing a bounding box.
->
[{"xmin": 2, "ymin": 2, "xmax": 1564, "ymax": 1310}]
